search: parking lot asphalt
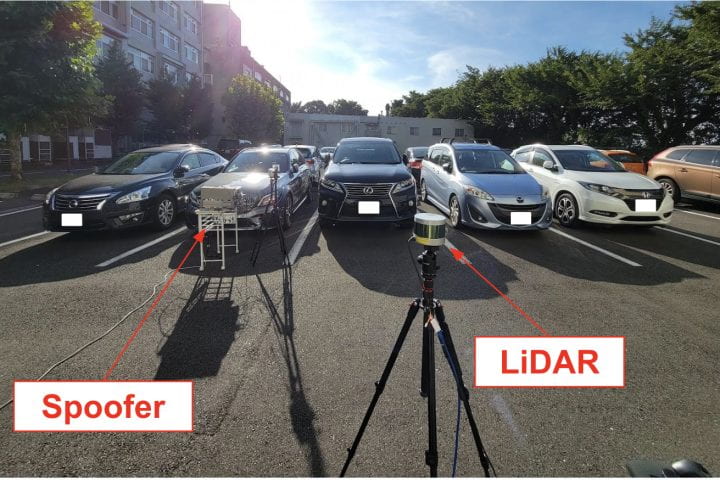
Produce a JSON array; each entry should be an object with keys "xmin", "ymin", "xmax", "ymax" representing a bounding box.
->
[{"xmin": 0, "ymin": 197, "xmax": 718, "ymax": 476}]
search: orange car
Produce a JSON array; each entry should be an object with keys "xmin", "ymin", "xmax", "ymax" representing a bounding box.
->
[{"xmin": 600, "ymin": 149, "xmax": 646, "ymax": 174}]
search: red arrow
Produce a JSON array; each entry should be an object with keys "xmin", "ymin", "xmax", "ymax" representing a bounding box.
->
[
  {"xmin": 448, "ymin": 246, "xmax": 550, "ymax": 336},
  {"xmin": 102, "ymin": 229, "xmax": 207, "ymax": 380}
]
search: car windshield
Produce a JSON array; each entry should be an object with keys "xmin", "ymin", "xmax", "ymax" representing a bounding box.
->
[
  {"xmin": 554, "ymin": 150, "xmax": 626, "ymax": 172},
  {"xmin": 409, "ymin": 147, "xmax": 428, "ymax": 158},
  {"xmin": 334, "ymin": 142, "xmax": 401, "ymax": 164},
  {"xmin": 320, "ymin": 147, "xmax": 335, "ymax": 154},
  {"xmin": 102, "ymin": 151, "xmax": 180, "ymax": 174},
  {"xmin": 226, "ymin": 151, "xmax": 290, "ymax": 173},
  {"xmin": 455, "ymin": 149, "xmax": 524, "ymax": 174},
  {"xmin": 610, "ymin": 153, "xmax": 640, "ymax": 164},
  {"xmin": 296, "ymin": 147, "xmax": 314, "ymax": 158}
]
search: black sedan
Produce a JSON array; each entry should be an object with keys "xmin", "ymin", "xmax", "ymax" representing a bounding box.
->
[
  {"xmin": 43, "ymin": 144, "xmax": 227, "ymax": 232},
  {"xmin": 318, "ymin": 137, "xmax": 417, "ymax": 227}
]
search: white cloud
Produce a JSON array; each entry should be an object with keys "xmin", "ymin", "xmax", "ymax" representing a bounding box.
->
[{"xmin": 427, "ymin": 46, "xmax": 508, "ymax": 88}]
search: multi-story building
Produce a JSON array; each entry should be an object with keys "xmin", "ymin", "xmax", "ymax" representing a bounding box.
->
[
  {"xmin": 284, "ymin": 113, "xmax": 474, "ymax": 152},
  {"xmin": 202, "ymin": 3, "xmax": 291, "ymax": 148}
]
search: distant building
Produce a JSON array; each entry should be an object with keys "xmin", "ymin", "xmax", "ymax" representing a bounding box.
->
[
  {"xmin": 284, "ymin": 113, "xmax": 474, "ymax": 152},
  {"xmin": 202, "ymin": 3, "xmax": 291, "ymax": 148}
]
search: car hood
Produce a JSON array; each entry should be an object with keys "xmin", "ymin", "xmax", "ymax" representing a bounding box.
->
[
  {"xmin": 461, "ymin": 173, "xmax": 542, "ymax": 195},
  {"xmin": 56, "ymin": 173, "xmax": 166, "ymax": 195},
  {"xmin": 563, "ymin": 170, "xmax": 660, "ymax": 189},
  {"xmin": 325, "ymin": 163, "xmax": 410, "ymax": 183},
  {"xmin": 197, "ymin": 171, "xmax": 273, "ymax": 193}
]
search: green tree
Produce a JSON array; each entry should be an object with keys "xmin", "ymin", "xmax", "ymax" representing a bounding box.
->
[
  {"xmin": 300, "ymin": 99, "xmax": 329, "ymax": 114},
  {"xmin": 389, "ymin": 90, "xmax": 428, "ymax": 117},
  {"xmin": 676, "ymin": 2, "xmax": 720, "ymax": 94},
  {"xmin": 145, "ymin": 73, "xmax": 185, "ymax": 143},
  {"xmin": 289, "ymin": 101, "xmax": 303, "ymax": 113},
  {"xmin": 183, "ymin": 76, "xmax": 213, "ymax": 141},
  {"xmin": 222, "ymin": 75, "xmax": 284, "ymax": 144},
  {"xmin": 95, "ymin": 40, "xmax": 145, "ymax": 153},
  {"xmin": 327, "ymin": 99, "xmax": 368, "ymax": 116},
  {"xmin": 0, "ymin": 1, "xmax": 106, "ymax": 179}
]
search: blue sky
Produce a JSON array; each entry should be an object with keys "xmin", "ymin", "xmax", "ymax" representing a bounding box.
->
[{"xmin": 229, "ymin": 1, "xmax": 681, "ymax": 114}]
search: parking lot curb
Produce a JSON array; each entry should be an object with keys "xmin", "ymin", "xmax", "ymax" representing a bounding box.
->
[{"xmin": 0, "ymin": 192, "xmax": 19, "ymax": 199}]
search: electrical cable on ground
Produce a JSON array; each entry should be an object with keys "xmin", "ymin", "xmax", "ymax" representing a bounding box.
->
[{"xmin": 0, "ymin": 265, "xmax": 199, "ymax": 412}]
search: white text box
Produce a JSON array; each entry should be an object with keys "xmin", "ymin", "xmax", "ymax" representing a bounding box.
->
[
  {"xmin": 358, "ymin": 201, "xmax": 380, "ymax": 214},
  {"xmin": 61, "ymin": 213, "xmax": 83, "ymax": 227},
  {"xmin": 510, "ymin": 211, "xmax": 532, "ymax": 225},
  {"xmin": 635, "ymin": 199, "xmax": 657, "ymax": 212}
]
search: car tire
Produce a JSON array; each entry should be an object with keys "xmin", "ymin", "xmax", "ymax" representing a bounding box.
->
[
  {"xmin": 282, "ymin": 192, "xmax": 293, "ymax": 230},
  {"xmin": 555, "ymin": 193, "xmax": 580, "ymax": 228},
  {"xmin": 449, "ymin": 195, "xmax": 461, "ymax": 228},
  {"xmin": 153, "ymin": 193, "xmax": 176, "ymax": 231},
  {"xmin": 657, "ymin": 177, "xmax": 680, "ymax": 203},
  {"xmin": 420, "ymin": 180, "xmax": 428, "ymax": 202}
]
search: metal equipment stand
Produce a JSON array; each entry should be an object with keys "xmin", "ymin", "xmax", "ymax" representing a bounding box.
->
[
  {"xmin": 197, "ymin": 208, "xmax": 239, "ymax": 271},
  {"xmin": 340, "ymin": 246, "xmax": 493, "ymax": 477},
  {"xmin": 250, "ymin": 166, "xmax": 288, "ymax": 267}
]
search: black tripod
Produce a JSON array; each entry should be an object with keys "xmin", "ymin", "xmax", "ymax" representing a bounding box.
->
[
  {"xmin": 250, "ymin": 165, "xmax": 289, "ymax": 267},
  {"xmin": 340, "ymin": 246, "xmax": 493, "ymax": 477}
]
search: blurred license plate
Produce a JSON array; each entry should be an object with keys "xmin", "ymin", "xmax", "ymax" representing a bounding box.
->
[
  {"xmin": 635, "ymin": 199, "xmax": 656, "ymax": 212},
  {"xmin": 510, "ymin": 211, "xmax": 531, "ymax": 225},
  {"xmin": 61, "ymin": 213, "xmax": 83, "ymax": 227},
  {"xmin": 358, "ymin": 201, "xmax": 380, "ymax": 215}
]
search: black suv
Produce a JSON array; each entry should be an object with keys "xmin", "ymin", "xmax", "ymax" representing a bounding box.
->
[{"xmin": 318, "ymin": 137, "xmax": 417, "ymax": 226}]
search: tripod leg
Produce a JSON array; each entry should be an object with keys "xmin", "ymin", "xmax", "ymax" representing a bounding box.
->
[
  {"xmin": 434, "ymin": 305, "xmax": 493, "ymax": 477},
  {"xmin": 340, "ymin": 300, "xmax": 421, "ymax": 477},
  {"xmin": 423, "ymin": 314, "xmax": 439, "ymax": 477},
  {"xmin": 420, "ymin": 313, "xmax": 430, "ymax": 397}
]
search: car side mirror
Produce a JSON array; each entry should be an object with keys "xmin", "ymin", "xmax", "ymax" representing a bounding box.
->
[
  {"xmin": 174, "ymin": 165, "xmax": 190, "ymax": 178},
  {"xmin": 442, "ymin": 162, "xmax": 453, "ymax": 173},
  {"xmin": 543, "ymin": 160, "xmax": 557, "ymax": 171},
  {"xmin": 292, "ymin": 163, "xmax": 299, "ymax": 173},
  {"xmin": 402, "ymin": 154, "xmax": 409, "ymax": 165}
]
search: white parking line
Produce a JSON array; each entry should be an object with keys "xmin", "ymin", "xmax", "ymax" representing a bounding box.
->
[
  {"xmin": 676, "ymin": 209, "xmax": 720, "ymax": 221},
  {"xmin": 288, "ymin": 211, "xmax": 318, "ymax": 265},
  {"xmin": 655, "ymin": 226, "xmax": 720, "ymax": 247},
  {"xmin": 549, "ymin": 227, "xmax": 642, "ymax": 267},
  {"xmin": 0, "ymin": 206, "xmax": 42, "ymax": 217},
  {"xmin": 0, "ymin": 231, "xmax": 56, "ymax": 249},
  {"xmin": 95, "ymin": 227, "xmax": 186, "ymax": 268}
]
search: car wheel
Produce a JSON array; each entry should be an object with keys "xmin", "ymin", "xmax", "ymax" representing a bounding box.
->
[
  {"xmin": 555, "ymin": 193, "xmax": 579, "ymax": 228},
  {"xmin": 420, "ymin": 180, "xmax": 428, "ymax": 202},
  {"xmin": 282, "ymin": 193, "xmax": 293, "ymax": 230},
  {"xmin": 449, "ymin": 195, "xmax": 461, "ymax": 228},
  {"xmin": 657, "ymin": 177, "xmax": 680, "ymax": 203},
  {"xmin": 153, "ymin": 194, "xmax": 176, "ymax": 230}
]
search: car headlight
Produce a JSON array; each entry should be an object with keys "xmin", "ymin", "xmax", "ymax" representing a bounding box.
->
[
  {"xmin": 320, "ymin": 177, "xmax": 344, "ymax": 193},
  {"xmin": 257, "ymin": 194, "xmax": 272, "ymax": 207},
  {"xmin": 116, "ymin": 186, "xmax": 152, "ymax": 204},
  {"xmin": 464, "ymin": 185, "xmax": 494, "ymax": 201},
  {"xmin": 392, "ymin": 177, "xmax": 415, "ymax": 193},
  {"xmin": 45, "ymin": 187, "xmax": 59, "ymax": 204},
  {"xmin": 578, "ymin": 182, "xmax": 622, "ymax": 197}
]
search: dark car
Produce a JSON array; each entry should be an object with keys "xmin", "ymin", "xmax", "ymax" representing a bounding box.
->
[
  {"xmin": 405, "ymin": 146, "xmax": 428, "ymax": 184},
  {"xmin": 214, "ymin": 138, "xmax": 252, "ymax": 159},
  {"xmin": 43, "ymin": 145, "xmax": 227, "ymax": 232},
  {"xmin": 318, "ymin": 137, "xmax": 417, "ymax": 227},
  {"xmin": 185, "ymin": 147, "xmax": 312, "ymax": 232}
]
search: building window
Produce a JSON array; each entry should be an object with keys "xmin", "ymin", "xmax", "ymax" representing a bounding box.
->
[
  {"xmin": 131, "ymin": 10, "xmax": 154, "ymax": 39},
  {"xmin": 159, "ymin": 1, "xmax": 177, "ymax": 19},
  {"xmin": 163, "ymin": 63, "xmax": 179, "ymax": 83},
  {"xmin": 184, "ymin": 43, "xmax": 199, "ymax": 64},
  {"xmin": 410, "ymin": 127, "xmax": 419, "ymax": 136},
  {"xmin": 185, "ymin": 72, "xmax": 196, "ymax": 84},
  {"xmin": 342, "ymin": 124, "xmax": 353, "ymax": 133},
  {"xmin": 386, "ymin": 126, "xmax": 394, "ymax": 135},
  {"xmin": 254, "ymin": 71, "xmax": 262, "ymax": 82},
  {"xmin": 96, "ymin": 33, "xmax": 117, "ymax": 58},
  {"xmin": 455, "ymin": 128, "xmax": 465, "ymax": 137},
  {"xmin": 184, "ymin": 12, "xmax": 198, "ymax": 34},
  {"xmin": 127, "ymin": 47, "xmax": 154, "ymax": 73},
  {"xmin": 243, "ymin": 64, "xmax": 252, "ymax": 76},
  {"xmin": 98, "ymin": 1, "xmax": 119, "ymax": 19},
  {"xmin": 432, "ymin": 127, "xmax": 442, "ymax": 136},
  {"xmin": 160, "ymin": 27, "xmax": 179, "ymax": 53}
]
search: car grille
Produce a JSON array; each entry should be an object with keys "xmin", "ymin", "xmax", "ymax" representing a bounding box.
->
[
  {"xmin": 54, "ymin": 194, "xmax": 110, "ymax": 211},
  {"xmin": 343, "ymin": 183, "xmax": 394, "ymax": 200},
  {"xmin": 488, "ymin": 203, "xmax": 546, "ymax": 224},
  {"xmin": 619, "ymin": 188, "xmax": 664, "ymax": 210}
]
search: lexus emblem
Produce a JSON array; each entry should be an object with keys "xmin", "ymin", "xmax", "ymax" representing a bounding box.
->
[
  {"xmin": 516, "ymin": 196, "xmax": 524, "ymax": 203},
  {"xmin": 642, "ymin": 191, "xmax": 650, "ymax": 199},
  {"xmin": 69, "ymin": 199, "xmax": 78, "ymax": 208},
  {"xmin": 363, "ymin": 186, "xmax": 374, "ymax": 195}
]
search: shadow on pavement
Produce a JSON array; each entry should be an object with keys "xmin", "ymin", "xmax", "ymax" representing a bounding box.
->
[
  {"xmin": 154, "ymin": 275, "xmax": 243, "ymax": 380},
  {"xmin": 322, "ymin": 221, "xmax": 519, "ymax": 300},
  {"xmin": 256, "ymin": 261, "xmax": 326, "ymax": 476}
]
